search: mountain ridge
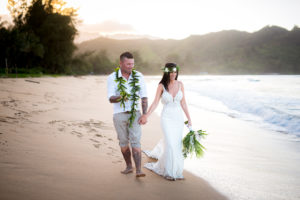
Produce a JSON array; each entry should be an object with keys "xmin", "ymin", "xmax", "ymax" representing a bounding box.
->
[{"xmin": 76, "ymin": 25, "xmax": 300, "ymax": 74}]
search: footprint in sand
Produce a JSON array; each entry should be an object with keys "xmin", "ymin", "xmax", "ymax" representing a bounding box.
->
[
  {"xmin": 58, "ymin": 127, "xmax": 65, "ymax": 132},
  {"xmin": 91, "ymin": 122, "xmax": 103, "ymax": 129},
  {"xmin": 0, "ymin": 116, "xmax": 18, "ymax": 124},
  {"xmin": 13, "ymin": 110, "xmax": 29, "ymax": 119},
  {"xmin": 71, "ymin": 131, "xmax": 83, "ymax": 138},
  {"xmin": 112, "ymin": 160, "xmax": 122, "ymax": 164},
  {"xmin": 0, "ymin": 118, "xmax": 8, "ymax": 123},
  {"xmin": 88, "ymin": 128, "xmax": 97, "ymax": 133},
  {"xmin": 93, "ymin": 144, "xmax": 101, "ymax": 148},
  {"xmin": 95, "ymin": 133, "xmax": 103, "ymax": 138},
  {"xmin": 0, "ymin": 141, "xmax": 8, "ymax": 146},
  {"xmin": 90, "ymin": 138, "xmax": 100, "ymax": 143},
  {"xmin": 0, "ymin": 99, "xmax": 18, "ymax": 108},
  {"xmin": 108, "ymin": 147, "xmax": 117, "ymax": 151},
  {"xmin": 48, "ymin": 120, "xmax": 63, "ymax": 125}
]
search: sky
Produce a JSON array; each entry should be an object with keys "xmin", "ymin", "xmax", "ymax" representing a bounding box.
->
[{"xmin": 1, "ymin": 0, "xmax": 300, "ymax": 39}]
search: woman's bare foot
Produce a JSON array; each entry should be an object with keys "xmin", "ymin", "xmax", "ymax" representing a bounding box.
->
[
  {"xmin": 165, "ymin": 176, "xmax": 175, "ymax": 181},
  {"xmin": 136, "ymin": 170, "xmax": 146, "ymax": 177},
  {"xmin": 121, "ymin": 167, "xmax": 133, "ymax": 174}
]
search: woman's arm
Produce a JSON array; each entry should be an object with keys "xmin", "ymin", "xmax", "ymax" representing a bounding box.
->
[
  {"xmin": 138, "ymin": 84, "xmax": 163, "ymax": 124},
  {"xmin": 179, "ymin": 81, "xmax": 192, "ymax": 126},
  {"xmin": 145, "ymin": 84, "xmax": 163, "ymax": 118}
]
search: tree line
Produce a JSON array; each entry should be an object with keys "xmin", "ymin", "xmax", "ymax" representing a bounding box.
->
[{"xmin": 0, "ymin": 0, "xmax": 116, "ymax": 76}]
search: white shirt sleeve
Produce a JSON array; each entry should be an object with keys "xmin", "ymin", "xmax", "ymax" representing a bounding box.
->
[
  {"xmin": 139, "ymin": 73, "xmax": 147, "ymax": 98},
  {"xmin": 107, "ymin": 73, "xmax": 116, "ymax": 100}
]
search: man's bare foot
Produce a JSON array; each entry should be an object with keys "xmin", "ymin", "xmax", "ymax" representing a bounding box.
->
[
  {"xmin": 136, "ymin": 171, "xmax": 146, "ymax": 177},
  {"xmin": 121, "ymin": 167, "xmax": 133, "ymax": 174}
]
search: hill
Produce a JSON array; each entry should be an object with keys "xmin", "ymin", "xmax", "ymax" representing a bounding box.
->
[{"xmin": 76, "ymin": 25, "xmax": 300, "ymax": 74}]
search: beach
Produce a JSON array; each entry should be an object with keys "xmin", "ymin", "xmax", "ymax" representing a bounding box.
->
[{"xmin": 0, "ymin": 76, "xmax": 227, "ymax": 200}]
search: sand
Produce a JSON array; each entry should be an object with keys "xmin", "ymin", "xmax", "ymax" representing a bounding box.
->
[{"xmin": 0, "ymin": 76, "xmax": 227, "ymax": 200}]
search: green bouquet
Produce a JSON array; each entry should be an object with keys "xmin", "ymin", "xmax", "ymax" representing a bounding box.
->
[{"xmin": 182, "ymin": 121, "xmax": 207, "ymax": 158}]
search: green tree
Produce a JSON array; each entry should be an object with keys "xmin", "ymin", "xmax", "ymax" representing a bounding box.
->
[
  {"xmin": 4, "ymin": 0, "xmax": 77, "ymax": 74},
  {"xmin": 90, "ymin": 50, "xmax": 114, "ymax": 74}
]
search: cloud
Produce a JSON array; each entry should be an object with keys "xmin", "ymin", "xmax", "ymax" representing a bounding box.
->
[{"xmin": 78, "ymin": 20, "xmax": 135, "ymax": 33}]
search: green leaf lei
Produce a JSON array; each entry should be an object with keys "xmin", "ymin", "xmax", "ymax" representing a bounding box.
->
[
  {"xmin": 182, "ymin": 121, "xmax": 207, "ymax": 158},
  {"xmin": 114, "ymin": 67, "xmax": 140, "ymax": 127}
]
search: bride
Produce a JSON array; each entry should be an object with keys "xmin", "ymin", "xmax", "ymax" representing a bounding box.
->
[{"xmin": 139, "ymin": 63, "xmax": 192, "ymax": 181}]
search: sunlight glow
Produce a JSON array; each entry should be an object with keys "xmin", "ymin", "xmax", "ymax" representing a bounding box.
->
[{"xmin": 1, "ymin": 0, "xmax": 300, "ymax": 39}]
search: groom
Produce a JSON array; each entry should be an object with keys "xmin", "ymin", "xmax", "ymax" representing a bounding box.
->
[{"xmin": 107, "ymin": 52, "xmax": 148, "ymax": 177}]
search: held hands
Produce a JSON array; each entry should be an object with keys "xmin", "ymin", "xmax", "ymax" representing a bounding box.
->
[{"xmin": 138, "ymin": 114, "xmax": 148, "ymax": 125}]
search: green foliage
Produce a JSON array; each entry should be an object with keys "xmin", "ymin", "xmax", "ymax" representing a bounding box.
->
[
  {"xmin": 90, "ymin": 50, "xmax": 114, "ymax": 74},
  {"xmin": 69, "ymin": 53, "xmax": 92, "ymax": 75},
  {"xmin": 114, "ymin": 68, "xmax": 140, "ymax": 127},
  {"xmin": 114, "ymin": 67, "xmax": 128, "ymax": 109},
  {"xmin": 70, "ymin": 50, "xmax": 114, "ymax": 75},
  {"xmin": 128, "ymin": 70, "xmax": 140, "ymax": 127},
  {"xmin": 1, "ymin": 0, "xmax": 77, "ymax": 75},
  {"xmin": 182, "ymin": 121, "xmax": 207, "ymax": 158}
]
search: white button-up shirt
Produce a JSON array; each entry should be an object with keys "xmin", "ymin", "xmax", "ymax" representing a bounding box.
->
[{"xmin": 107, "ymin": 69, "xmax": 147, "ymax": 114}]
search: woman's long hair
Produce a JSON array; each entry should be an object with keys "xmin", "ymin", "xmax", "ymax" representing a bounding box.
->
[{"xmin": 159, "ymin": 63, "xmax": 179, "ymax": 91}]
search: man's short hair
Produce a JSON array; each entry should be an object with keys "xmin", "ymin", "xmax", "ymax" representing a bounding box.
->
[{"xmin": 120, "ymin": 52, "xmax": 134, "ymax": 61}]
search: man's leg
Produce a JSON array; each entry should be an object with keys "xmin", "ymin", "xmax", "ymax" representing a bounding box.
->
[
  {"xmin": 129, "ymin": 111, "xmax": 145, "ymax": 177},
  {"xmin": 120, "ymin": 146, "xmax": 133, "ymax": 174},
  {"xmin": 113, "ymin": 113, "xmax": 133, "ymax": 174},
  {"xmin": 132, "ymin": 147, "xmax": 145, "ymax": 177}
]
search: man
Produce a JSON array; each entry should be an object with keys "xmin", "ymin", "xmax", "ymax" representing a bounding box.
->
[{"xmin": 107, "ymin": 52, "xmax": 148, "ymax": 177}]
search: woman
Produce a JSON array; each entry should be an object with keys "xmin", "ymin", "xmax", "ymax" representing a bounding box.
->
[{"xmin": 142, "ymin": 63, "xmax": 192, "ymax": 181}]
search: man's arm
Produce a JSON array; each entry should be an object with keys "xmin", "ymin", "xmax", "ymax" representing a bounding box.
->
[
  {"xmin": 109, "ymin": 96, "xmax": 122, "ymax": 103},
  {"xmin": 138, "ymin": 97, "xmax": 148, "ymax": 125},
  {"xmin": 141, "ymin": 97, "xmax": 148, "ymax": 115}
]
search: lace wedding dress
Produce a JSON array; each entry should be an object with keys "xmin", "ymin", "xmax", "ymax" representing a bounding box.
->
[{"xmin": 143, "ymin": 84, "xmax": 184, "ymax": 179}]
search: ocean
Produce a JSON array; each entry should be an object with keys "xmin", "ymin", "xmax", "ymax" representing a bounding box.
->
[
  {"xmin": 146, "ymin": 75, "xmax": 300, "ymax": 200},
  {"xmin": 183, "ymin": 75, "xmax": 300, "ymax": 137}
]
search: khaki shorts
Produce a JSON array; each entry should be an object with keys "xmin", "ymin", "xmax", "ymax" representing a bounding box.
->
[{"xmin": 113, "ymin": 111, "xmax": 142, "ymax": 148}]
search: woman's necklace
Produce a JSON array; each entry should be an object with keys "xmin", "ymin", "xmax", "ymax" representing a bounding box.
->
[{"xmin": 115, "ymin": 67, "xmax": 140, "ymax": 127}]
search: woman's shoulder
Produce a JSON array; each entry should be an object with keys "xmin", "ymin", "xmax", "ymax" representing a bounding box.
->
[
  {"xmin": 177, "ymin": 80, "xmax": 184, "ymax": 87},
  {"xmin": 158, "ymin": 83, "xmax": 164, "ymax": 89},
  {"xmin": 158, "ymin": 83, "xmax": 166, "ymax": 91}
]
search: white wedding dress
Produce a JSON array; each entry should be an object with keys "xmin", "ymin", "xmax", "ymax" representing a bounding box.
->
[{"xmin": 143, "ymin": 84, "xmax": 184, "ymax": 179}]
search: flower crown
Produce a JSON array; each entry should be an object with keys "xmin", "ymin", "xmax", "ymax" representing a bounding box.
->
[{"xmin": 161, "ymin": 66, "xmax": 180, "ymax": 73}]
